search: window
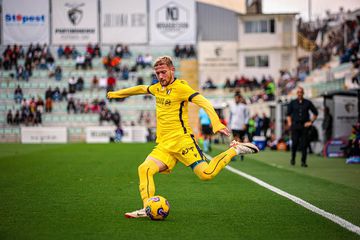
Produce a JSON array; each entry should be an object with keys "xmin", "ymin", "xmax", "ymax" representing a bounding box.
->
[
  {"xmin": 245, "ymin": 56, "xmax": 256, "ymax": 67},
  {"xmin": 244, "ymin": 19, "xmax": 276, "ymax": 33},
  {"xmin": 245, "ymin": 55, "xmax": 269, "ymax": 67},
  {"xmin": 257, "ymin": 55, "xmax": 269, "ymax": 67}
]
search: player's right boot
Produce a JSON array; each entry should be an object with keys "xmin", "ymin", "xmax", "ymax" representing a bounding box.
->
[
  {"xmin": 124, "ymin": 208, "xmax": 147, "ymax": 218},
  {"xmin": 230, "ymin": 140, "xmax": 259, "ymax": 155}
]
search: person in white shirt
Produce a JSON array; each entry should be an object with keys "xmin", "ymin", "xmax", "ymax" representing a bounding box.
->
[{"xmin": 228, "ymin": 92, "xmax": 250, "ymax": 147}]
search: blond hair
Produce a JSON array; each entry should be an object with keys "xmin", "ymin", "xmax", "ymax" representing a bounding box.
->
[{"xmin": 153, "ymin": 56, "xmax": 174, "ymax": 68}]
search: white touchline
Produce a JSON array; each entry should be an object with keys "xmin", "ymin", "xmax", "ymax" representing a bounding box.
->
[{"xmin": 204, "ymin": 153, "xmax": 360, "ymax": 236}]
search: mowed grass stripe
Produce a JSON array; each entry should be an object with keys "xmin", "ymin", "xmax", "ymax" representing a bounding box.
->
[{"xmin": 0, "ymin": 144, "xmax": 358, "ymax": 240}]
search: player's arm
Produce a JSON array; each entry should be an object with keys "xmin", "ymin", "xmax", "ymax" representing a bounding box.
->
[
  {"xmin": 191, "ymin": 94, "xmax": 229, "ymax": 136},
  {"xmin": 107, "ymin": 85, "xmax": 150, "ymax": 99}
]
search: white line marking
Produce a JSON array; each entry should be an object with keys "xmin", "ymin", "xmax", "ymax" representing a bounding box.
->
[{"xmin": 204, "ymin": 153, "xmax": 360, "ymax": 236}]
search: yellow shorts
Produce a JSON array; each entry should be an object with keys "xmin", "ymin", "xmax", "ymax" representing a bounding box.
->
[{"xmin": 148, "ymin": 135, "xmax": 204, "ymax": 173}]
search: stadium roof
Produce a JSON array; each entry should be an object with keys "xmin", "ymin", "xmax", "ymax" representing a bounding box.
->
[{"xmin": 197, "ymin": 0, "xmax": 246, "ymax": 14}]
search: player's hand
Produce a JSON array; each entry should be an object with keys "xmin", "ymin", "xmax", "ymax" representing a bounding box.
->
[
  {"xmin": 218, "ymin": 127, "xmax": 230, "ymax": 137},
  {"xmin": 107, "ymin": 92, "xmax": 115, "ymax": 99}
]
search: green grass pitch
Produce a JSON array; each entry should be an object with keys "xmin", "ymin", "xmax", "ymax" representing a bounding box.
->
[{"xmin": 0, "ymin": 143, "xmax": 359, "ymax": 240}]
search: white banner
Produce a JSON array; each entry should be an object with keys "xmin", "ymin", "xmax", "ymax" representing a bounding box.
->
[
  {"xmin": 100, "ymin": 0, "xmax": 147, "ymax": 44},
  {"xmin": 333, "ymin": 95, "xmax": 357, "ymax": 138},
  {"xmin": 198, "ymin": 41, "xmax": 239, "ymax": 69},
  {"xmin": 150, "ymin": 0, "xmax": 196, "ymax": 45},
  {"xmin": 2, "ymin": 0, "xmax": 49, "ymax": 45},
  {"xmin": 51, "ymin": 0, "xmax": 99, "ymax": 44},
  {"xmin": 85, "ymin": 126, "xmax": 147, "ymax": 143},
  {"xmin": 21, "ymin": 127, "xmax": 67, "ymax": 143}
]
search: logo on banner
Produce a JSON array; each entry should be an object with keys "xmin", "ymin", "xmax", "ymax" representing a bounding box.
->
[
  {"xmin": 214, "ymin": 47, "xmax": 223, "ymax": 57},
  {"xmin": 65, "ymin": 2, "xmax": 84, "ymax": 25},
  {"xmin": 155, "ymin": 2, "xmax": 189, "ymax": 38},
  {"xmin": 5, "ymin": 14, "xmax": 46, "ymax": 25}
]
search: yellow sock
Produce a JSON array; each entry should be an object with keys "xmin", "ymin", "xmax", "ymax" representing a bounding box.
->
[
  {"xmin": 138, "ymin": 160, "xmax": 159, "ymax": 207},
  {"xmin": 193, "ymin": 148, "xmax": 237, "ymax": 181}
]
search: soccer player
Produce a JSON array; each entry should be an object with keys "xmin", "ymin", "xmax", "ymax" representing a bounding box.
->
[{"xmin": 107, "ymin": 56, "xmax": 259, "ymax": 218}]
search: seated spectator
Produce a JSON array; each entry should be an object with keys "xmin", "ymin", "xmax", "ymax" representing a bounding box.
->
[
  {"xmin": 84, "ymin": 53, "xmax": 93, "ymax": 69},
  {"xmin": 99, "ymin": 76, "xmax": 107, "ymax": 89},
  {"xmin": 54, "ymin": 66, "xmax": 62, "ymax": 81},
  {"xmin": 86, "ymin": 43, "xmax": 94, "ymax": 57},
  {"xmin": 121, "ymin": 65, "xmax": 129, "ymax": 80},
  {"xmin": 34, "ymin": 108, "xmax": 42, "ymax": 125},
  {"xmin": 7, "ymin": 110, "xmax": 13, "ymax": 125},
  {"xmin": 71, "ymin": 45, "xmax": 79, "ymax": 59},
  {"xmin": 93, "ymin": 43, "xmax": 101, "ymax": 57},
  {"xmin": 75, "ymin": 54, "xmax": 85, "ymax": 70},
  {"xmin": 107, "ymin": 75, "xmax": 116, "ymax": 92},
  {"xmin": 202, "ymin": 78, "xmax": 217, "ymax": 90},
  {"xmin": 14, "ymin": 85, "xmax": 23, "ymax": 103},
  {"xmin": 144, "ymin": 54, "xmax": 153, "ymax": 68},
  {"xmin": 122, "ymin": 45, "xmax": 131, "ymax": 58},
  {"xmin": 57, "ymin": 45, "xmax": 65, "ymax": 58},
  {"xmin": 76, "ymin": 77, "xmax": 84, "ymax": 91},
  {"xmin": 52, "ymin": 87, "xmax": 62, "ymax": 102},
  {"xmin": 13, "ymin": 110, "xmax": 20, "ymax": 125},
  {"xmin": 135, "ymin": 54, "xmax": 145, "ymax": 69},
  {"xmin": 36, "ymin": 97, "xmax": 44, "ymax": 113},
  {"xmin": 224, "ymin": 78, "xmax": 233, "ymax": 89},
  {"xmin": 91, "ymin": 75, "xmax": 99, "ymax": 91},
  {"xmin": 114, "ymin": 44, "xmax": 123, "ymax": 57},
  {"xmin": 174, "ymin": 45, "xmax": 181, "ymax": 58},
  {"xmin": 61, "ymin": 87, "xmax": 68, "ymax": 101},
  {"xmin": 68, "ymin": 76, "xmax": 77, "ymax": 94},
  {"xmin": 64, "ymin": 45, "xmax": 72, "ymax": 59}
]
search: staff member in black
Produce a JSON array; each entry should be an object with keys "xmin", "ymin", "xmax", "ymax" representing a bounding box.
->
[{"xmin": 287, "ymin": 87, "xmax": 318, "ymax": 167}]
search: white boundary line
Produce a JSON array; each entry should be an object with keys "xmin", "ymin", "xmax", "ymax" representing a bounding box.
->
[{"xmin": 203, "ymin": 153, "xmax": 360, "ymax": 236}]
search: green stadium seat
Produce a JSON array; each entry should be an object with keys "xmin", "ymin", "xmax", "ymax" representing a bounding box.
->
[
  {"xmin": 0, "ymin": 82, "xmax": 7, "ymax": 89},
  {"xmin": 8, "ymin": 82, "xmax": 16, "ymax": 89}
]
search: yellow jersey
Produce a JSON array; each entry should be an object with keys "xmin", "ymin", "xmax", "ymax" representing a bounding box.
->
[{"xmin": 108, "ymin": 79, "xmax": 225, "ymax": 149}]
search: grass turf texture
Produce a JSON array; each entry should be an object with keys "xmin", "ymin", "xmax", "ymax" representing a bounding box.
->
[{"xmin": 0, "ymin": 143, "xmax": 359, "ymax": 240}]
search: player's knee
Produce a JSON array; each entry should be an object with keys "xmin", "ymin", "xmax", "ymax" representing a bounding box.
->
[
  {"xmin": 138, "ymin": 160, "xmax": 158, "ymax": 175},
  {"xmin": 138, "ymin": 162, "xmax": 148, "ymax": 175},
  {"xmin": 196, "ymin": 172, "xmax": 214, "ymax": 181}
]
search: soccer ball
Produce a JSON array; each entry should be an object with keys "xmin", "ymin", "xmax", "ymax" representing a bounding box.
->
[{"xmin": 145, "ymin": 195, "xmax": 170, "ymax": 220}]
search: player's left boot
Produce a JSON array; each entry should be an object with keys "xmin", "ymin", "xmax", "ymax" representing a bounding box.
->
[
  {"xmin": 230, "ymin": 140, "xmax": 259, "ymax": 155},
  {"xmin": 124, "ymin": 208, "xmax": 147, "ymax": 218}
]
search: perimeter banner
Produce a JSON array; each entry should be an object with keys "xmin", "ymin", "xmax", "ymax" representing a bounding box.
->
[
  {"xmin": 51, "ymin": 0, "xmax": 99, "ymax": 44},
  {"xmin": 100, "ymin": 0, "xmax": 147, "ymax": 44},
  {"xmin": 149, "ymin": 0, "xmax": 196, "ymax": 45},
  {"xmin": 2, "ymin": 0, "xmax": 49, "ymax": 45}
]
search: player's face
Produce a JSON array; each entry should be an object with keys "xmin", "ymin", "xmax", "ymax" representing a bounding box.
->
[{"xmin": 154, "ymin": 64, "xmax": 174, "ymax": 87}]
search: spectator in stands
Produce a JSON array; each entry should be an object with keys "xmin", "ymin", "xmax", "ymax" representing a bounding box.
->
[
  {"xmin": 247, "ymin": 115, "xmax": 256, "ymax": 142},
  {"xmin": 265, "ymin": 79, "xmax": 275, "ymax": 101},
  {"xmin": 123, "ymin": 45, "xmax": 131, "ymax": 58},
  {"xmin": 107, "ymin": 74, "xmax": 116, "ymax": 92},
  {"xmin": 75, "ymin": 54, "xmax": 85, "ymax": 70},
  {"xmin": 144, "ymin": 54, "xmax": 153, "ymax": 68},
  {"xmin": 54, "ymin": 66, "xmax": 62, "ymax": 81},
  {"xmin": 187, "ymin": 45, "xmax": 196, "ymax": 58},
  {"xmin": 99, "ymin": 76, "xmax": 107, "ymax": 90},
  {"xmin": 61, "ymin": 88, "xmax": 68, "ymax": 101},
  {"xmin": 199, "ymin": 108, "xmax": 212, "ymax": 153},
  {"xmin": 6, "ymin": 110, "xmax": 13, "ymax": 125},
  {"xmin": 57, "ymin": 45, "xmax": 65, "ymax": 58},
  {"xmin": 13, "ymin": 110, "xmax": 20, "ymax": 125},
  {"xmin": 34, "ymin": 108, "xmax": 42, "ymax": 125},
  {"xmin": 287, "ymin": 87, "xmax": 318, "ymax": 167},
  {"xmin": 224, "ymin": 78, "xmax": 233, "ymax": 89},
  {"xmin": 76, "ymin": 77, "xmax": 84, "ymax": 91},
  {"xmin": 94, "ymin": 44, "xmax": 102, "ymax": 58},
  {"xmin": 229, "ymin": 92, "xmax": 249, "ymax": 143},
  {"xmin": 174, "ymin": 45, "xmax": 181, "ymax": 58},
  {"xmin": 45, "ymin": 97, "xmax": 52, "ymax": 113},
  {"xmin": 121, "ymin": 65, "xmax": 129, "ymax": 80},
  {"xmin": 91, "ymin": 75, "xmax": 99, "ymax": 91},
  {"xmin": 136, "ymin": 54, "xmax": 145, "ymax": 69},
  {"xmin": 64, "ymin": 45, "xmax": 72, "ymax": 59},
  {"xmin": 36, "ymin": 96, "xmax": 44, "ymax": 113},
  {"xmin": 2, "ymin": 54, "xmax": 11, "ymax": 70},
  {"xmin": 71, "ymin": 45, "xmax": 79, "ymax": 59},
  {"xmin": 202, "ymin": 78, "xmax": 217, "ymax": 90},
  {"xmin": 86, "ymin": 43, "xmax": 94, "ymax": 57},
  {"xmin": 68, "ymin": 76, "xmax": 77, "ymax": 95},
  {"xmin": 112, "ymin": 110, "xmax": 121, "ymax": 127},
  {"xmin": 45, "ymin": 87, "xmax": 53, "ymax": 100},
  {"xmin": 67, "ymin": 97, "xmax": 77, "ymax": 114},
  {"xmin": 114, "ymin": 44, "xmax": 123, "ymax": 57},
  {"xmin": 84, "ymin": 53, "xmax": 93, "ymax": 69},
  {"xmin": 52, "ymin": 87, "xmax": 62, "ymax": 102},
  {"xmin": 14, "ymin": 85, "xmax": 23, "ymax": 103}
]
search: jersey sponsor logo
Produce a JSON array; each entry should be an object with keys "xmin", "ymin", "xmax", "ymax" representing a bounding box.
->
[
  {"xmin": 181, "ymin": 146, "xmax": 194, "ymax": 156},
  {"xmin": 166, "ymin": 88, "xmax": 172, "ymax": 95},
  {"xmin": 156, "ymin": 97, "xmax": 171, "ymax": 106}
]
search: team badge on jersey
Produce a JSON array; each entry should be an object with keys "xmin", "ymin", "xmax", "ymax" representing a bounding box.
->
[{"xmin": 166, "ymin": 88, "xmax": 172, "ymax": 95}]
